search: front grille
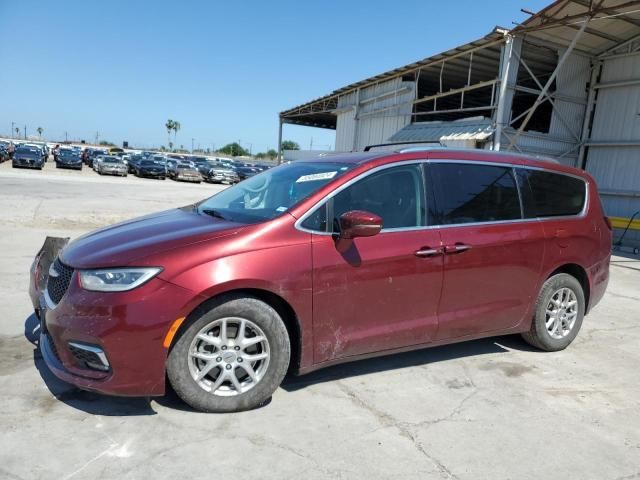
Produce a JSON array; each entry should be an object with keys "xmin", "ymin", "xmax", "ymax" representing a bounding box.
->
[{"xmin": 46, "ymin": 259, "xmax": 74, "ymax": 304}]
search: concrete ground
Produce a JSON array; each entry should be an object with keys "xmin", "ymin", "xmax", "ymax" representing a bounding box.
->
[{"xmin": 1, "ymin": 161, "xmax": 639, "ymax": 480}]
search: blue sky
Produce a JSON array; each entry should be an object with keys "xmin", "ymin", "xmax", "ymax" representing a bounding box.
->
[{"xmin": 0, "ymin": 0, "xmax": 549, "ymax": 152}]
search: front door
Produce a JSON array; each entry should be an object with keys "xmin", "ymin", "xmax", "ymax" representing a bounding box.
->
[{"xmin": 307, "ymin": 163, "xmax": 444, "ymax": 363}]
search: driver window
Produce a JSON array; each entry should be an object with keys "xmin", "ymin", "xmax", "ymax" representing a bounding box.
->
[{"xmin": 331, "ymin": 164, "xmax": 426, "ymax": 232}]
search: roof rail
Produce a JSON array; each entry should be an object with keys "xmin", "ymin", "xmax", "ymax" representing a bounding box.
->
[{"xmin": 395, "ymin": 146, "xmax": 445, "ymax": 153}]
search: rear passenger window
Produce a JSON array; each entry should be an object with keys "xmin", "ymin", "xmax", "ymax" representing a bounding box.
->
[
  {"xmin": 430, "ymin": 163, "xmax": 521, "ymax": 225},
  {"xmin": 523, "ymin": 170, "xmax": 586, "ymax": 217}
]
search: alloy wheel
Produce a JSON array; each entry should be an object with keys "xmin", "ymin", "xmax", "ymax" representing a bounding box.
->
[
  {"xmin": 545, "ymin": 287, "xmax": 578, "ymax": 339},
  {"xmin": 187, "ymin": 317, "xmax": 270, "ymax": 396}
]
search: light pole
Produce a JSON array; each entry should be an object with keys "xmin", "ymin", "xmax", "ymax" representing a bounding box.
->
[{"xmin": 191, "ymin": 138, "xmax": 194, "ymax": 153}]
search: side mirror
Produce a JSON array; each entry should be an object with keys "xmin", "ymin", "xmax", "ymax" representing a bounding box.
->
[{"xmin": 339, "ymin": 210, "xmax": 383, "ymax": 239}]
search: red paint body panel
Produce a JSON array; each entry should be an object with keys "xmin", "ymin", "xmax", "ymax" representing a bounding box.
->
[
  {"xmin": 28, "ymin": 149, "xmax": 611, "ymax": 396},
  {"xmin": 311, "ymin": 229, "xmax": 443, "ymax": 362},
  {"xmin": 436, "ymin": 221, "xmax": 545, "ymax": 339}
]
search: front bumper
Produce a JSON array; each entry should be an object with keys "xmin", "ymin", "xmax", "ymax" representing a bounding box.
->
[
  {"xmin": 139, "ymin": 170, "xmax": 165, "ymax": 177},
  {"xmin": 176, "ymin": 172, "xmax": 202, "ymax": 182},
  {"xmin": 57, "ymin": 162, "xmax": 82, "ymax": 169},
  {"xmin": 13, "ymin": 158, "xmax": 42, "ymax": 168},
  {"xmin": 30, "ymin": 256, "xmax": 200, "ymax": 397},
  {"xmin": 102, "ymin": 168, "xmax": 127, "ymax": 175}
]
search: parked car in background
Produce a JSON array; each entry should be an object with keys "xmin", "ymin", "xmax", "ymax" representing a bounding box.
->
[
  {"xmin": 12, "ymin": 146, "xmax": 45, "ymax": 169},
  {"xmin": 234, "ymin": 165, "xmax": 260, "ymax": 180},
  {"xmin": 24, "ymin": 143, "xmax": 48, "ymax": 163},
  {"xmin": 205, "ymin": 166, "xmax": 239, "ymax": 184},
  {"xmin": 134, "ymin": 159, "xmax": 166, "ymax": 180},
  {"xmin": 125, "ymin": 154, "xmax": 144, "ymax": 173},
  {"xmin": 108, "ymin": 147, "xmax": 124, "ymax": 156},
  {"xmin": 86, "ymin": 149, "xmax": 108, "ymax": 168},
  {"xmin": 0, "ymin": 144, "xmax": 9, "ymax": 163},
  {"xmin": 55, "ymin": 149, "xmax": 83, "ymax": 170},
  {"xmin": 172, "ymin": 161, "xmax": 202, "ymax": 183},
  {"xmin": 96, "ymin": 156, "xmax": 127, "ymax": 176},
  {"xmin": 28, "ymin": 149, "xmax": 612, "ymax": 413},
  {"xmin": 191, "ymin": 157, "xmax": 215, "ymax": 177},
  {"xmin": 166, "ymin": 159, "xmax": 192, "ymax": 178}
]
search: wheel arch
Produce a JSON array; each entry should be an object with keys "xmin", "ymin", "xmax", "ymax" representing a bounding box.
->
[
  {"xmin": 547, "ymin": 263, "xmax": 591, "ymax": 312},
  {"xmin": 168, "ymin": 288, "xmax": 303, "ymax": 373}
]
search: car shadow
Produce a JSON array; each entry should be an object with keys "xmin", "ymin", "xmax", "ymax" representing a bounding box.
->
[
  {"xmin": 26, "ymin": 313, "xmax": 536, "ymax": 413},
  {"xmin": 281, "ymin": 334, "xmax": 538, "ymax": 392},
  {"xmin": 25, "ymin": 313, "xmax": 157, "ymax": 416}
]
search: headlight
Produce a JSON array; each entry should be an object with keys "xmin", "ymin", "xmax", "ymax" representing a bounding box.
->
[{"xmin": 78, "ymin": 267, "xmax": 162, "ymax": 292}]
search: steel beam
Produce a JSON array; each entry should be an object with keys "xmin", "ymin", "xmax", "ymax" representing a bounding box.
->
[
  {"xmin": 494, "ymin": 35, "xmax": 521, "ymax": 150},
  {"xmin": 507, "ymin": 18, "xmax": 589, "ymax": 150}
]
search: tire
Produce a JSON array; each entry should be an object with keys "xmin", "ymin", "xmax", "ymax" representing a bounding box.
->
[
  {"xmin": 522, "ymin": 273, "xmax": 585, "ymax": 351},
  {"xmin": 167, "ymin": 295, "xmax": 291, "ymax": 413}
]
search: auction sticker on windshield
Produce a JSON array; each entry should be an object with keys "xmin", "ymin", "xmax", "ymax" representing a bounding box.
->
[{"xmin": 296, "ymin": 171, "xmax": 337, "ymax": 183}]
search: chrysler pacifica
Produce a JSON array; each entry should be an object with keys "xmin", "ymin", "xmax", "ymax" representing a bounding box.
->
[{"xmin": 29, "ymin": 149, "xmax": 611, "ymax": 412}]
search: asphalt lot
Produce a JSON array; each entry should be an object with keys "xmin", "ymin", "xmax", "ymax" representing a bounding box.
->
[{"xmin": 1, "ymin": 160, "xmax": 639, "ymax": 480}]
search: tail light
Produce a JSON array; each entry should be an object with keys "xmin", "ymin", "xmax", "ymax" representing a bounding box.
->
[{"xmin": 604, "ymin": 216, "xmax": 613, "ymax": 231}]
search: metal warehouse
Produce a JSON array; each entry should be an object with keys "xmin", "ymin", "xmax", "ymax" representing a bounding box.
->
[{"xmin": 279, "ymin": 0, "xmax": 640, "ymax": 248}]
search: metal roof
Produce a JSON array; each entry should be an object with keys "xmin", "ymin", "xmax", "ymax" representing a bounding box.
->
[
  {"xmin": 513, "ymin": 0, "xmax": 640, "ymax": 56},
  {"xmin": 279, "ymin": 29, "xmax": 507, "ymax": 128},
  {"xmin": 280, "ymin": 0, "xmax": 640, "ymax": 129},
  {"xmin": 388, "ymin": 117, "xmax": 494, "ymax": 143}
]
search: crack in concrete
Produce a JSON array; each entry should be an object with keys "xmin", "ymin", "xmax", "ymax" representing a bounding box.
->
[{"xmin": 337, "ymin": 381, "xmax": 462, "ymax": 479}]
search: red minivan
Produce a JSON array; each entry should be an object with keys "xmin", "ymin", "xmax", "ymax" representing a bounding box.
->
[{"xmin": 29, "ymin": 149, "xmax": 611, "ymax": 412}]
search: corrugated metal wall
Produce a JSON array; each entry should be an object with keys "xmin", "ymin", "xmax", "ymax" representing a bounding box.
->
[
  {"xmin": 334, "ymin": 78, "xmax": 414, "ymax": 152},
  {"xmin": 584, "ymin": 53, "xmax": 640, "ymax": 245}
]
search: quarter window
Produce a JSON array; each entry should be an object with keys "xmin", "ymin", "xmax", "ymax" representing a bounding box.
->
[
  {"xmin": 430, "ymin": 163, "xmax": 521, "ymax": 224},
  {"xmin": 522, "ymin": 170, "xmax": 586, "ymax": 217}
]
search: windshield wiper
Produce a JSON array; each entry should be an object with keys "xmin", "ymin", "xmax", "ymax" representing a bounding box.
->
[{"xmin": 201, "ymin": 208, "xmax": 227, "ymax": 220}]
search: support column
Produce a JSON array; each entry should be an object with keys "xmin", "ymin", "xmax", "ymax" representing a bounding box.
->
[
  {"xmin": 277, "ymin": 117, "xmax": 283, "ymax": 164},
  {"xmin": 494, "ymin": 35, "xmax": 522, "ymax": 151},
  {"xmin": 577, "ymin": 60, "xmax": 601, "ymax": 169}
]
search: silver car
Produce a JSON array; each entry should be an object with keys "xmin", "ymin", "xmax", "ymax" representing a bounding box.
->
[
  {"xmin": 97, "ymin": 156, "xmax": 128, "ymax": 177},
  {"xmin": 207, "ymin": 167, "xmax": 239, "ymax": 184}
]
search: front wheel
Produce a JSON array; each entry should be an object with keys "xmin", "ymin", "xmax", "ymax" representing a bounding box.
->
[
  {"xmin": 167, "ymin": 295, "xmax": 291, "ymax": 413},
  {"xmin": 522, "ymin": 273, "xmax": 585, "ymax": 351}
]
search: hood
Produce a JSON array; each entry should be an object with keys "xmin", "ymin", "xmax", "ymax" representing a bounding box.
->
[{"xmin": 60, "ymin": 208, "xmax": 242, "ymax": 269}]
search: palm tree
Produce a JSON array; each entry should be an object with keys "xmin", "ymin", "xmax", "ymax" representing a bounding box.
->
[
  {"xmin": 172, "ymin": 120, "xmax": 181, "ymax": 145},
  {"xmin": 15, "ymin": 127, "xmax": 20, "ymax": 138},
  {"xmin": 165, "ymin": 119, "xmax": 174, "ymax": 148},
  {"xmin": 37, "ymin": 127, "xmax": 43, "ymax": 138}
]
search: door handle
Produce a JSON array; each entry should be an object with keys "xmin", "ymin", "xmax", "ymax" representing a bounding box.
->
[
  {"xmin": 414, "ymin": 247, "xmax": 443, "ymax": 258},
  {"xmin": 444, "ymin": 243, "xmax": 471, "ymax": 254}
]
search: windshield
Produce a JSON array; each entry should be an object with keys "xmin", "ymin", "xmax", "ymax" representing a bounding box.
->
[
  {"xmin": 141, "ymin": 159, "xmax": 161, "ymax": 166},
  {"xmin": 59, "ymin": 150, "xmax": 78, "ymax": 158},
  {"xmin": 16, "ymin": 147, "xmax": 39, "ymax": 155},
  {"xmin": 103, "ymin": 158, "xmax": 121, "ymax": 164},
  {"xmin": 197, "ymin": 161, "xmax": 354, "ymax": 224}
]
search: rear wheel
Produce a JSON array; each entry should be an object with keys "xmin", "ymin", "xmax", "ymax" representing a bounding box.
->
[
  {"xmin": 522, "ymin": 273, "xmax": 585, "ymax": 351},
  {"xmin": 167, "ymin": 295, "xmax": 290, "ymax": 413}
]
